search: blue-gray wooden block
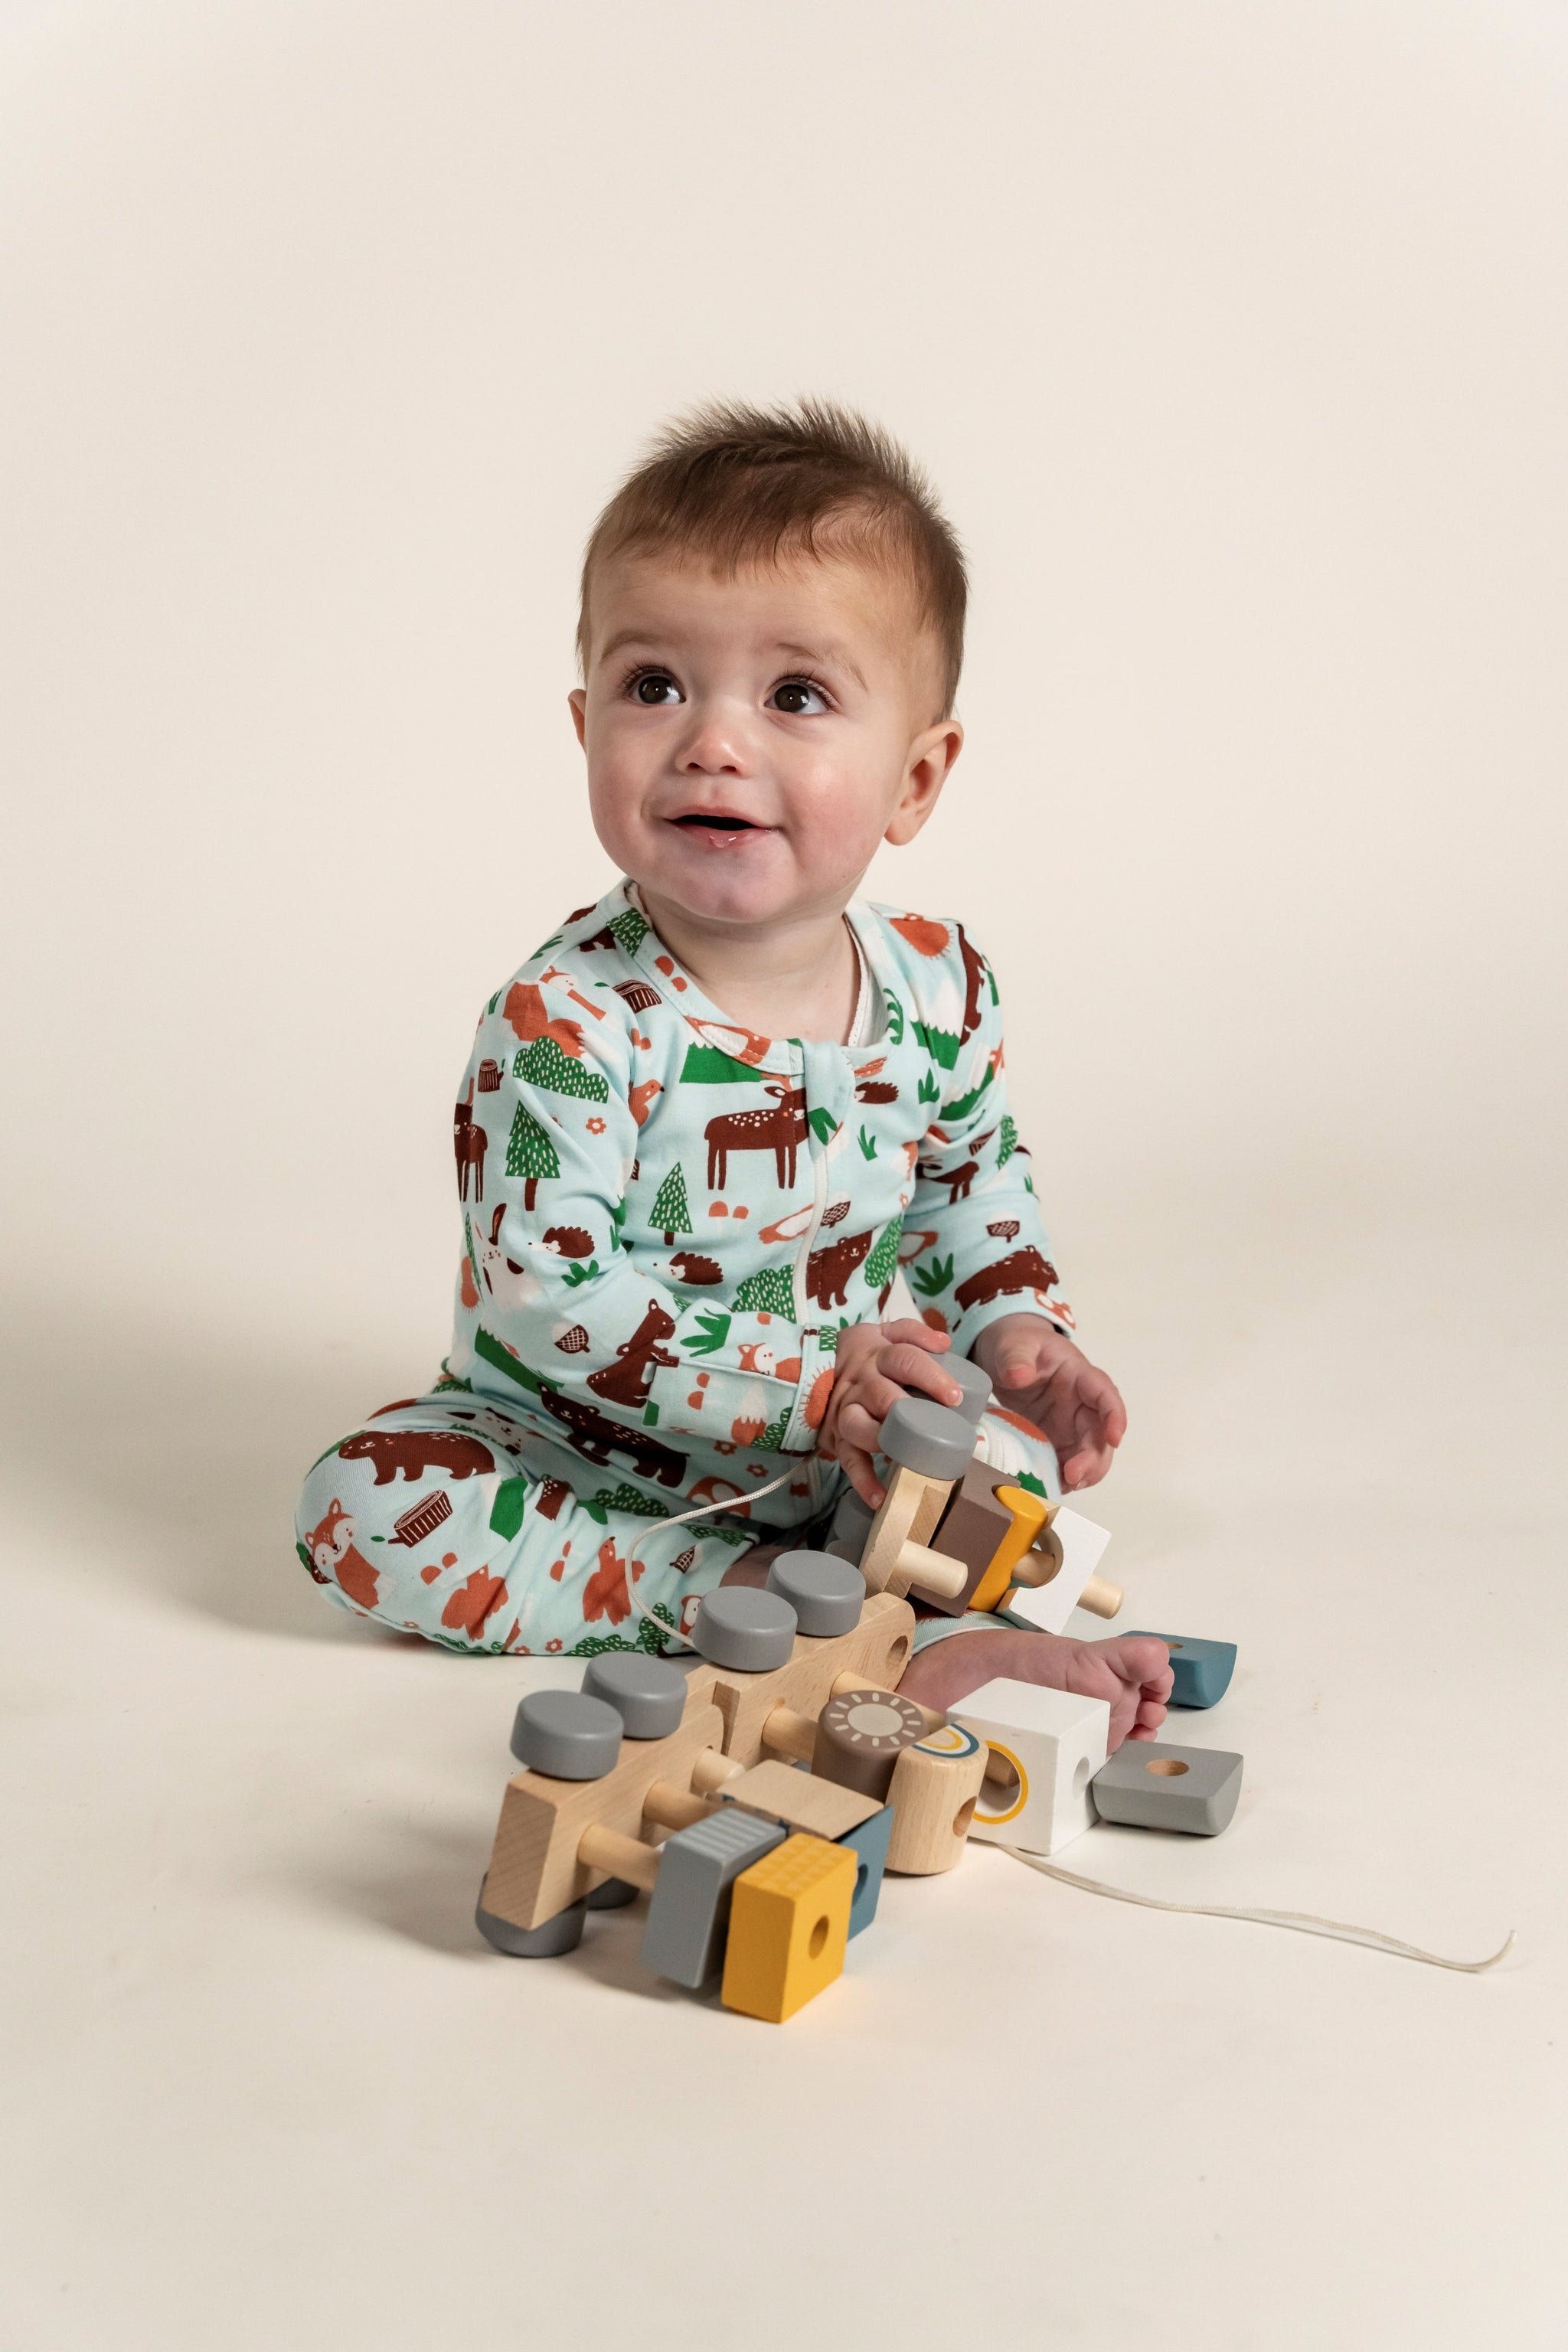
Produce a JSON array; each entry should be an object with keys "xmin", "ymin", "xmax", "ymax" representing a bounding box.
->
[
  {"xmin": 1089, "ymin": 1742, "xmax": 1243, "ymax": 1835},
  {"xmin": 638, "ymin": 1808, "xmax": 787, "ymax": 1988},
  {"xmin": 1125, "ymin": 1633, "xmax": 1236, "ymax": 1710},
  {"xmin": 838, "ymin": 1804, "xmax": 893, "ymax": 1939}
]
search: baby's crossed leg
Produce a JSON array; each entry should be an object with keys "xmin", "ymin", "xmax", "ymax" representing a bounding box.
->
[{"xmin": 295, "ymin": 1390, "xmax": 751, "ymax": 1656}]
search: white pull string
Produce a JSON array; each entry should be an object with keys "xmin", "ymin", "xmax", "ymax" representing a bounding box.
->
[
  {"xmin": 998, "ymin": 1845, "xmax": 1515, "ymax": 1973},
  {"xmin": 619, "ymin": 1467, "xmax": 800, "ymax": 1651}
]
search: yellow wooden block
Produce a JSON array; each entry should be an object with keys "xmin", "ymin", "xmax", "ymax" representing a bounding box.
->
[
  {"xmin": 720, "ymin": 1834, "xmax": 856, "ymax": 2024},
  {"xmin": 967, "ymin": 1484, "xmax": 1053, "ymax": 1614}
]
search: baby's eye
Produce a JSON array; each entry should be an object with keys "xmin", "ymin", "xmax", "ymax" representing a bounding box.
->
[
  {"xmin": 630, "ymin": 670, "xmax": 682, "ymax": 705},
  {"xmin": 769, "ymin": 678, "xmax": 828, "ymax": 716}
]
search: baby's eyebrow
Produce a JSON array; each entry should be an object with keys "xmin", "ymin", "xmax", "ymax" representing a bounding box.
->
[
  {"xmin": 598, "ymin": 626, "xmax": 670, "ymax": 665},
  {"xmin": 775, "ymin": 640, "xmax": 867, "ymax": 690}
]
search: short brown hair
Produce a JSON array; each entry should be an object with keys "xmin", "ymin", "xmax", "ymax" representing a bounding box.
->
[{"xmin": 578, "ymin": 398, "xmax": 967, "ymax": 717}]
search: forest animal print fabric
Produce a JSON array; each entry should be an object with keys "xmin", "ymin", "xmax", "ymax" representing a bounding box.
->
[{"xmin": 296, "ymin": 881, "xmax": 1073, "ymax": 1655}]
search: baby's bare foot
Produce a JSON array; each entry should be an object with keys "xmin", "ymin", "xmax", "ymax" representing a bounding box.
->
[{"xmin": 897, "ymin": 1626, "xmax": 1172, "ymax": 1752}]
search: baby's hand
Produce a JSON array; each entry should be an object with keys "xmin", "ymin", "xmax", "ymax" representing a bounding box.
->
[
  {"xmin": 818, "ymin": 1318, "xmax": 964, "ymax": 1508},
  {"xmin": 972, "ymin": 1314, "xmax": 1127, "ymax": 1490},
  {"xmin": 898, "ymin": 1628, "xmax": 1173, "ymax": 1750}
]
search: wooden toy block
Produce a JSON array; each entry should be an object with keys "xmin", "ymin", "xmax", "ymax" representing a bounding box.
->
[
  {"xmin": 949, "ymin": 1677, "xmax": 1111, "ymax": 1857},
  {"xmin": 995, "ymin": 1504, "xmax": 1122, "ymax": 1633},
  {"xmin": 1124, "ymin": 1634, "xmax": 1236, "ymax": 1710},
  {"xmin": 719, "ymin": 1757, "xmax": 883, "ymax": 1842},
  {"xmin": 920, "ymin": 1462, "xmax": 1053, "ymax": 1616},
  {"xmin": 840, "ymin": 1802, "xmax": 894, "ymax": 1939},
  {"xmin": 482, "ymin": 1701, "xmax": 728, "ymax": 1932},
  {"xmin": 884, "ymin": 1721, "xmax": 989, "ymax": 1874},
  {"xmin": 686, "ymin": 1590, "xmax": 917, "ymax": 1769},
  {"xmin": 1089, "ymin": 1742, "xmax": 1243, "ymax": 1835},
  {"xmin": 720, "ymin": 1834, "xmax": 857, "ymax": 2022},
  {"xmin": 859, "ymin": 1399, "xmax": 975, "ymax": 1604},
  {"xmin": 811, "ymin": 1685, "xmax": 929, "ymax": 1800},
  {"xmin": 638, "ymin": 1807, "xmax": 788, "ymax": 1989}
]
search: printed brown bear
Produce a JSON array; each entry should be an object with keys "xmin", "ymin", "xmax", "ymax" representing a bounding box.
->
[
  {"xmin": 805, "ymin": 1227, "xmax": 874, "ymax": 1308},
  {"xmin": 952, "ymin": 1247, "xmax": 1060, "ymax": 1314},
  {"xmin": 336, "ymin": 1429, "xmax": 497, "ymax": 1485},
  {"xmin": 585, "ymin": 1298, "xmax": 681, "ymax": 1409}
]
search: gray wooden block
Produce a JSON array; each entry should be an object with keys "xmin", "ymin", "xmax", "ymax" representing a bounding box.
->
[
  {"xmin": 878, "ymin": 1396, "xmax": 975, "ymax": 1481},
  {"xmin": 584, "ymin": 1877, "xmax": 639, "ymax": 1910},
  {"xmin": 691, "ymin": 1586, "xmax": 798, "ymax": 1671},
  {"xmin": 475, "ymin": 1876, "xmax": 586, "ymax": 1955},
  {"xmin": 943, "ymin": 1355, "xmax": 993, "ymax": 1424},
  {"xmin": 766, "ymin": 1550, "xmax": 864, "ymax": 1636},
  {"xmin": 638, "ymin": 1808, "xmax": 787, "ymax": 1988},
  {"xmin": 511, "ymin": 1690, "xmax": 624, "ymax": 1779},
  {"xmin": 582, "ymin": 1652, "xmax": 689, "ymax": 1738},
  {"xmin": 1089, "ymin": 1742, "xmax": 1243, "ymax": 1836}
]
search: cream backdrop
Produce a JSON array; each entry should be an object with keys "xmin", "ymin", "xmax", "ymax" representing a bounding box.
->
[{"xmin": 2, "ymin": 6, "xmax": 1564, "ymax": 2350}]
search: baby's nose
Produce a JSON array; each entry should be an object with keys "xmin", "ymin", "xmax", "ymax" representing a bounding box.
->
[{"xmin": 676, "ymin": 707, "xmax": 750, "ymax": 774}]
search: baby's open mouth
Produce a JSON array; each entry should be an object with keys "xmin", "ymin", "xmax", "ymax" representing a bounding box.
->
[{"xmin": 668, "ymin": 811, "xmax": 773, "ymax": 839}]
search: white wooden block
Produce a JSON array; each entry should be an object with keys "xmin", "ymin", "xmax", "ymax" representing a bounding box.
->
[
  {"xmin": 949, "ymin": 1677, "xmax": 1110, "ymax": 1856},
  {"xmin": 995, "ymin": 1505, "xmax": 1112, "ymax": 1635}
]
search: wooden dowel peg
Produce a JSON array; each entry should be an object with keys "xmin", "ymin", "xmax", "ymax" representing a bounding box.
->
[
  {"xmin": 1078, "ymin": 1576, "xmax": 1122, "ymax": 1619},
  {"xmin": 760, "ymin": 1704, "xmax": 819, "ymax": 1764},
  {"xmin": 689, "ymin": 1746, "xmax": 746, "ymax": 1797},
  {"xmin": 642, "ymin": 1779, "xmax": 718, "ymax": 1834},
  {"xmin": 577, "ymin": 1823, "xmax": 662, "ymax": 1893}
]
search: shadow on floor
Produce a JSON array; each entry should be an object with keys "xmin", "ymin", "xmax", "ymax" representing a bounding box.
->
[{"xmin": 0, "ymin": 1281, "xmax": 436, "ymax": 1642}]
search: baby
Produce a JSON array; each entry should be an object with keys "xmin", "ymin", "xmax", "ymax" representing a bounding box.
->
[{"xmin": 296, "ymin": 401, "xmax": 1171, "ymax": 1749}]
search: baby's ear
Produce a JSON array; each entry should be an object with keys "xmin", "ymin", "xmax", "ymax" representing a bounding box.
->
[{"xmin": 568, "ymin": 688, "xmax": 588, "ymax": 749}]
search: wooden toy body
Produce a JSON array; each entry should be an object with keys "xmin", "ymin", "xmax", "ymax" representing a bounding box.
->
[
  {"xmin": 481, "ymin": 1596, "xmax": 915, "ymax": 1939},
  {"xmin": 483, "ymin": 1702, "xmax": 727, "ymax": 1932},
  {"xmin": 688, "ymin": 1589, "xmax": 916, "ymax": 1767},
  {"xmin": 949, "ymin": 1677, "xmax": 1111, "ymax": 1857}
]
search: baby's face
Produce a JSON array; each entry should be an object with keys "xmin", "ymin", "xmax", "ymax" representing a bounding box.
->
[{"xmin": 571, "ymin": 547, "xmax": 961, "ymax": 932}]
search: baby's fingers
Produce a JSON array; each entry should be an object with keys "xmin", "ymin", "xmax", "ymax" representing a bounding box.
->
[
  {"xmin": 879, "ymin": 1341, "xmax": 964, "ymax": 1409},
  {"xmin": 879, "ymin": 1318, "xmax": 951, "ymax": 1356},
  {"xmin": 834, "ymin": 1438, "xmax": 885, "ymax": 1510}
]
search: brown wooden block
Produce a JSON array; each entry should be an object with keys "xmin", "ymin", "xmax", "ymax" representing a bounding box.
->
[
  {"xmin": 719, "ymin": 1758, "xmax": 883, "ymax": 1841},
  {"xmin": 686, "ymin": 1590, "xmax": 917, "ymax": 1770},
  {"xmin": 481, "ymin": 1701, "xmax": 727, "ymax": 1932},
  {"xmin": 922, "ymin": 1460, "xmax": 1021, "ymax": 1615},
  {"xmin": 884, "ymin": 1722, "xmax": 989, "ymax": 1875},
  {"xmin": 812, "ymin": 1686, "xmax": 929, "ymax": 1800}
]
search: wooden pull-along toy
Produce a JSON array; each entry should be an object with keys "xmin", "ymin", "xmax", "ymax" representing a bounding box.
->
[{"xmin": 475, "ymin": 1381, "xmax": 1250, "ymax": 2017}]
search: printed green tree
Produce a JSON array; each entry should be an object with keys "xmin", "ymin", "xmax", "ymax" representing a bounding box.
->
[
  {"xmin": 862, "ymin": 1219, "xmax": 902, "ymax": 1295},
  {"xmin": 505, "ymin": 1102, "xmax": 559, "ymax": 1208},
  {"xmin": 651, "ymin": 1161, "xmax": 692, "ymax": 1243},
  {"xmin": 733, "ymin": 1266, "xmax": 795, "ymax": 1315},
  {"xmin": 996, "ymin": 1112, "xmax": 1018, "ymax": 1168},
  {"xmin": 608, "ymin": 906, "xmax": 650, "ymax": 956},
  {"xmin": 513, "ymin": 1035, "xmax": 609, "ymax": 1102}
]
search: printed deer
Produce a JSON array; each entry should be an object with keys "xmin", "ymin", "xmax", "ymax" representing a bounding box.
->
[{"xmin": 704, "ymin": 1083, "xmax": 808, "ymax": 1191}]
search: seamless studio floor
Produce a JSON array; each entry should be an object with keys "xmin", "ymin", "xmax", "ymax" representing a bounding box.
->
[{"xmin": 1, "ymin": 1193, "xmax": 1561, "ymax": 2352}]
